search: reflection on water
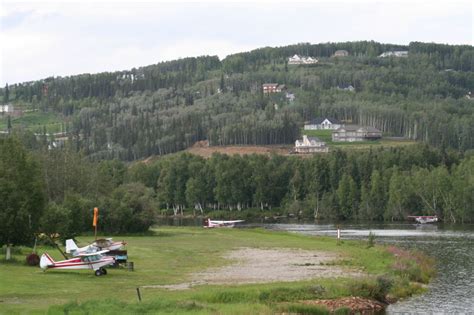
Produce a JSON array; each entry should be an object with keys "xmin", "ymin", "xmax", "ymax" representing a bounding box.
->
[
  {"xmin": 268, "ymin": 222, "xmax": 474, "ymax": 314},
  {"xmin": 155, "ymin": 219, "xmax": 474, "ymax": 313}
]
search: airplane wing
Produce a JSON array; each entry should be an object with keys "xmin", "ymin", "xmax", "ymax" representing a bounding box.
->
[
  {"xmin": 210, "ymin": 220, "xmax": 244, "ymax": 224},
  {"xmin": 76, "ymin": 250, "xmax": 110, "ymax": 256}
]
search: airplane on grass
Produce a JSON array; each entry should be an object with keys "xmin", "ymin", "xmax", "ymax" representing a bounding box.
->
[
  {"xmin": 408, "ymin": 215, "xmax": 438, "ymax": 224},
  {"xmin": 40, "ymin": 251, "xmax": 115, "ymax": 276},
  {"xmin": 203, "ymin": 218, "xmax": 245, "ymax": 228},
  {"xmin": 66, "ymin": 238, "xmax": 126, "ymax": 256}
]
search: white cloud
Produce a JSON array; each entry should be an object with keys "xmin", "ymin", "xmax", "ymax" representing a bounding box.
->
[
  {"xmin": 158, "ymin": 39, "xmax": 257, "ymax": 60},
  {"xmin": 0, "ymin": 0, "xmax": 472, "ymax": 85}
]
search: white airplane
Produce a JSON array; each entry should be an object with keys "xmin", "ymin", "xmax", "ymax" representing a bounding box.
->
[
  {"xmin": 65, "ymin": 238, "xmax": 126, "ymax": 256},
  {"xmin": 408, "ymin": 215, "xmax": 438, "ymax": 224},
  {"xmin": 203, "ymin": 218, "xmax": 244, "ymax": 228},
  {"xmin": 39, "ymin": 251, "xmax": 115, "ymax": 276}
]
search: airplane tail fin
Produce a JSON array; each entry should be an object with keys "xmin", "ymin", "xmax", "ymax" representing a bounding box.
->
[
  {"xmin": 39, "ymin": 253, "xmax": 55, "ymax": 270},
  {"xmin": 65, "ymin": 239, "xmax": 78, "ymax": 254}
]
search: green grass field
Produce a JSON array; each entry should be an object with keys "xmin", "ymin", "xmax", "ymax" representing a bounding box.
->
[
  {"xmin": 0, "ymin": 111, "xmax": 66, "ymax": 133},
  {"xmin": 0, "ymin": 227, "xmax": 432, "ymax": 314},
  {"xmin": 301, "ymin": 129, "xmax": 417, "ymax": 150}
]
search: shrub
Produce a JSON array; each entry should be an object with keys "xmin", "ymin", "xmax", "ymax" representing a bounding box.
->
[
  {"xmin": 259, "ymin": 286, "xmax": 325, "ymax": 303},
  {"xmin": 349, "ymin": 276, "xmax": 394, "ymax": 302},
  {"xmin": 367, "ymin": 232, "xmax": 376, "ymax": 248},
  {"xmin": 334, "ymin": 307, "xmax": 351, "ymax": 315},
  {"xmin": 282, "ymin": 304, "xmax": 330, "ymax": 315},
  {"xmin": 48, "ymin": 298, "xmax": 205, "ymax": 314},
  {"xmin": 387, "ymin": 246, "xmax": 435, "ymax": 284},
  {"xmin": 207, "ymin": 291, "xmax": 254, "ymax": 304}
]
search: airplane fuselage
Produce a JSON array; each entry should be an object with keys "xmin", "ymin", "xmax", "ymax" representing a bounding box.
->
[{"xmin": 40, "ymin": 253, "xmax": 115, "ymax": 271}]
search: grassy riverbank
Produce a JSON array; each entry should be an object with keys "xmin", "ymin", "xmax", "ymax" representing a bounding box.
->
[{"xmin": 0, "ymin": 227, "xmax": 434, "ymax": 314}]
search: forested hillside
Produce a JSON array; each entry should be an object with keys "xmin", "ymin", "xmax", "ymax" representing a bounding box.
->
[{"xmin": 2, "ymin": 41, "xmax": 473, "ymax": 160}]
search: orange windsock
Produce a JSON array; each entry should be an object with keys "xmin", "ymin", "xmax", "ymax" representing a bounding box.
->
[{"xmin": 93, "ymin": 207, "xmax": 99, "ymax": 227}]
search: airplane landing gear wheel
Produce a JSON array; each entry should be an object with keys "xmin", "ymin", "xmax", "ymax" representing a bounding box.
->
[
  {"xmin": 95, "ymin": 269, "xmax": 103, "ymax": 276},
  {"xmin": 100, "ymin": 268, "xmax": 107, "ymax": 275}
]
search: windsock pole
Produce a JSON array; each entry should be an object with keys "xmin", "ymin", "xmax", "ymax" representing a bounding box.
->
[{"xmin": 93, "ymin": 207, "xmax": 99, "ymax": 240}]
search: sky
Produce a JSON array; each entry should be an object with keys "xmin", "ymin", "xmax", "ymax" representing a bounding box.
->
[{"xmin": 0, "ymin": 0, "xmax": 472, "ymax": 86}]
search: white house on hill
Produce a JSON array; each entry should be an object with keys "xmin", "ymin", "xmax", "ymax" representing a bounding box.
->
[
  {"xmin": 0, "ymin": 104, "xmax": 13, "ymax": 113},
  {"xmin": 262, "ymin": 83, "xmax": 286, "ymax": 94},
  {"xmin": 288, "ymin": 54, "xmax": 318, "ymax": 65},
  {"xmin": 379, "ymin": 51, "xmax": 408, "ymax": 58},
  {"xmin": 304, "ymin": 117, "xmax": 342, "ymax": 130},
  {"xmin": 295, "ymin": 135, "xmax": 328, "ymax": 153}
]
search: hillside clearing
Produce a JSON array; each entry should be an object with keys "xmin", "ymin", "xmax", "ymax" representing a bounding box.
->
[{"xmin": 185, "ymin": 142, "xmax": 293, "ymax": 157}]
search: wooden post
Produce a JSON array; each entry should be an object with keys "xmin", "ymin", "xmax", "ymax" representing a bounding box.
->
[
  {"xmin": 5, "ymin": 244, "xmax": 11, "ymax": 260},
  {"xmin": 136, "ymin": 287, "xmax": 142, "ymax": 302}
]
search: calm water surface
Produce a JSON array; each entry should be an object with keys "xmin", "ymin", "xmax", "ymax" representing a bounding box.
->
[{"xmin": 157, "ymin": 219, "xmax": 474, "ymax": 313}]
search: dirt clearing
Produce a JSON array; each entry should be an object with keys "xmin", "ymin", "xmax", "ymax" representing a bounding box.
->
[
  {"xmin": 145, "ymin": 247, "xmax": 363, "ymax": 290},
  {"xmin": 186, "ymin": 141, "xmax": 292, "ymax": 157}
]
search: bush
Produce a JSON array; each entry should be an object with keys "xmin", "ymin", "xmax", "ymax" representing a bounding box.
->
[
  {"xmin": 349, "ymin": 276, "xmax": 394, "ymax": 302},
  {"xmin": 207, "ymin": 291, "xmax": 254, "ymax": 304},
  {"xmin": 334, "ymin": 307, "xmax": 351, "ymax": 315},
  {"xmin": 259, "ymin": 286, "xmax": 325, "ymax": 303},
  {"xmin": 390, "ymin": 279, "xmax": 426, "ymax": 299},
  {"xmin": 367, "ymin": 232, "xmax": 376, "ymax": 248},
  {"xmin": 48, "ymin": 298, "xmax": 205, "ymax": 314}
]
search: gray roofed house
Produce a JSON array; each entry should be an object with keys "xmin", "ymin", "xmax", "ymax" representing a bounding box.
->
[
  {"xmin": 332, "ymin": 125, "xmax": 382, "ymax": 142},
  {"xmin": 333, "ymin": 50, "xmax": 349, "ymax": 57}
]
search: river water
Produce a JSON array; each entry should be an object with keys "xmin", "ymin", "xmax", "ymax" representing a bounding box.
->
[{"xmin": 157, "ymin": 219, "xmax": 474, "ymax": 313}]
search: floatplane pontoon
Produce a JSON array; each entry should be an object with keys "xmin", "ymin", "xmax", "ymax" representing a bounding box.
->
[{"xmin": 408, "ymin": 215, "xmax": 438, "ymax": 224}]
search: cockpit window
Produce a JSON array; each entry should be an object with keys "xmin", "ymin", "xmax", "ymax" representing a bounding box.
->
[{"xmin": 81, "ymin": 255, "xmax": 101, "ymax": 262}]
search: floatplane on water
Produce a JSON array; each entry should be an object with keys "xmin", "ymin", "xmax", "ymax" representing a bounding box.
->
[
  {"xmin": 203, "ymin": 218, "xmax": 245, "ymax": 228},
  {"xmin": 408, "ymin": 215, "xmax": 438, "ymax": 224}
]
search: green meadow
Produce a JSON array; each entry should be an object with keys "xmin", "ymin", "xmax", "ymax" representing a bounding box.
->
[
  {"xmin": 0, "ymin": 111, "xmax": 65, "ymax": 134},
  {"xmin": 0, "ymin": 227, "xmax": 432, "ymax": 314}
]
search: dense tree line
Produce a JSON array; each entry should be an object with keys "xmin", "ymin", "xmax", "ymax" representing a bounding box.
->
[
  {"xmin": 0, "ymin": 138, "xmax": 45, "ymax": 256},
  {"xmin": 0, "ymin": 137, "xmax": 156, "ymax": 251},
  {"xmin": 2, "ymin": 136, "xmax": 473, "ymax": 254},
  {"xmin": 130, "ymin": 146, "xmax": 472, "ymax": 223}
]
